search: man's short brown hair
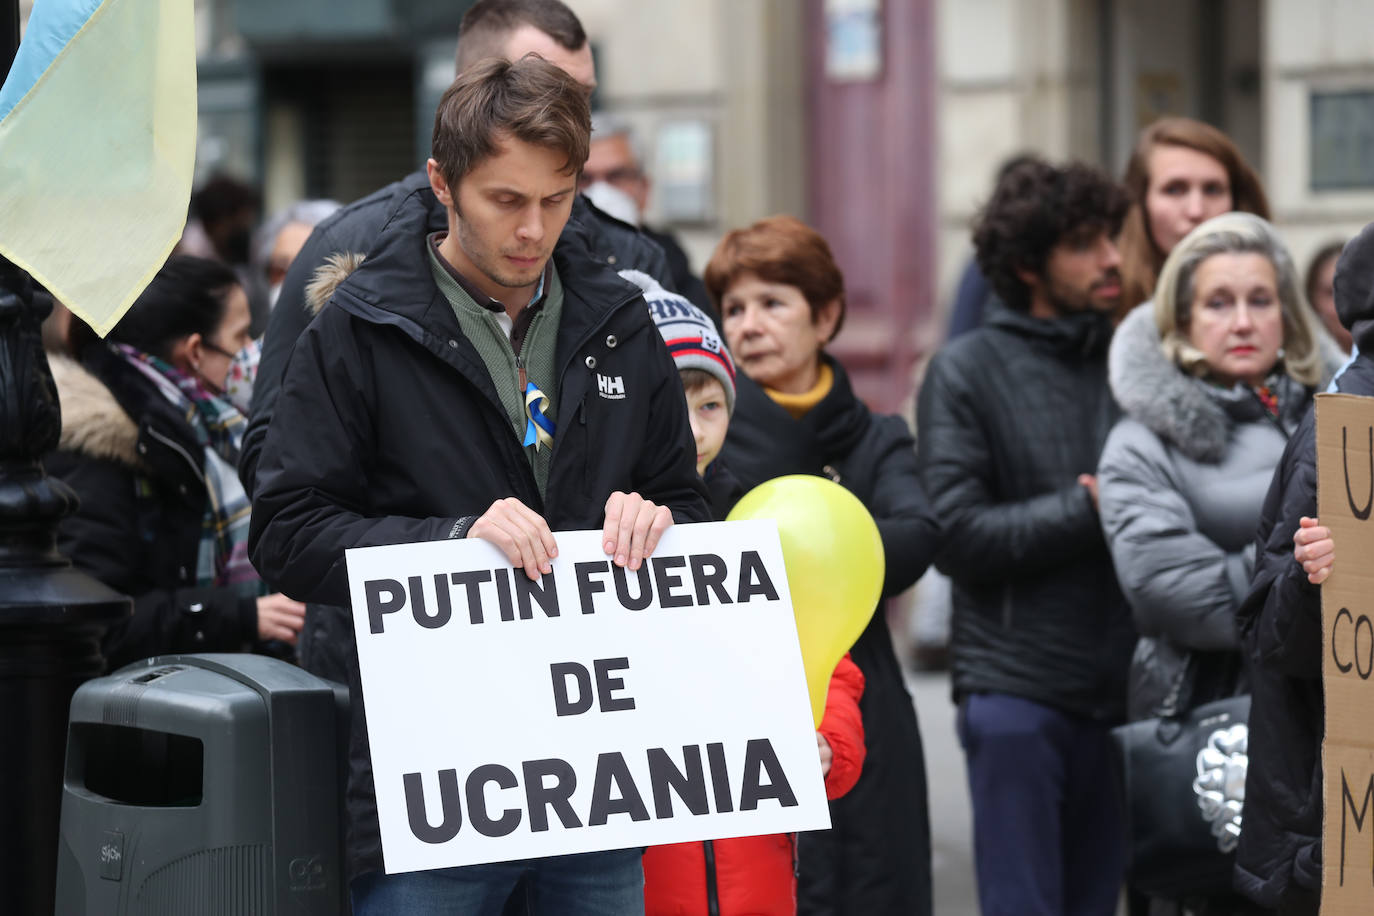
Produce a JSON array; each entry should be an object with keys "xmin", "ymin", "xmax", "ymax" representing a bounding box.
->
[
  {"xmin": 455, "ymin": 0, "xmax": 587, "ymax": 73},
  {"xmin": 431, "ymin": 55, "xmax": 591, "ymax": 188}
]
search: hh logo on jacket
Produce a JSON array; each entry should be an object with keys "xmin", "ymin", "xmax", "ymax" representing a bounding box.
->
[{"xmin": 597, "ymin": 374, "xmax": 626, "ymax": 400}]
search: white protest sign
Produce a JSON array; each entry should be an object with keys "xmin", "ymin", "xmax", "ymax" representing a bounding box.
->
[{"xmin": 345, "ymin": 519, "xmax": 830, "ymax": 874}]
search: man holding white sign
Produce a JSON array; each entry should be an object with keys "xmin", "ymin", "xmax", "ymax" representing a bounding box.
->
[
  {"xmin": 344, "ymin": 526, "xmax": 829, "ymax": 892},
  {"xmin": 248, "ymin": 56, "xmax": 712, "ymax": 914}
]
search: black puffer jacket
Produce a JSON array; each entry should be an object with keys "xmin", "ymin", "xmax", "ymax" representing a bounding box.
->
[
  {"xmin": 721, "ymin": 356, "xmax": 940, "ymax": 916},
  {"xmin": 1235, "ymin": 218, "xmax": 1374, "ymax": 915},
  {"xmin": 45, "ymin": 346, "xmax": 259, "ymax": 670},
  {"xmin": 247, "ymin": 187, "xmax": 709, "ymax": 880},
  {"xmin": 1234, "ymin": 353, "xmax": 1374, "ymax": 915},
  {"xmin": 916, "ymin": 303, "xmax": 1137, "ymax": 720}
]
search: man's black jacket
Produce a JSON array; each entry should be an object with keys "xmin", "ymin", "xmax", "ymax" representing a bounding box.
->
[
  {"xmin": 240, "ymin": 170, "xmax": 671, "ymax": 499},
  {"xmin": 247, "ymin": 189, "xmax": 708, "ymax": 609},
  {"xmin": 246, "ymin": 184, "xmax": 708, "ymax": 880},
  {"xmin": 916, "ymin": 303, "xmax": 1137, "ymax": 720},
  {"xmin": 1234, "ymin": 353, "xmax": 1374, "ymax": 915}
]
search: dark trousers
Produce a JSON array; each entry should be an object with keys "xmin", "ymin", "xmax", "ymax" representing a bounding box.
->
[
  {"xmin": 797, "ymin": 612, "xmax": 932, "ymax": 915},
  {"xmin": 958, "ymin": 692, "xmax": 1126, "ymax": 916}
]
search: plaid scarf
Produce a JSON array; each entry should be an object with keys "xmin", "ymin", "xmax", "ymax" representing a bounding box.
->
[{"xmin": 114, "ymin": 344, "xmax": 260, "ymax": 592}]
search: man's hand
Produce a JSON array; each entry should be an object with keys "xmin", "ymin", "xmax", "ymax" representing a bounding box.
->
[
  {"xmin": 1077, "ymin": 474, "xmax": 1099, "ymax": 510},
  {"xmin": 468, "ymin": 497, "xmax": 558, "ymax": 580},
  {"xmin": 1294, "ymin": 516, "xmax": 1335, "ymax": 585},
  {"xmin": 256, "ymin": 593, "xmax": 307, "ymax": 644},
  {"xmin": 816, "ymin": 732, "xmax": 833, "ymax": 777},
  {"xmin": 602, "ymin": 491, "xmax": 673, "ymax": 570}
]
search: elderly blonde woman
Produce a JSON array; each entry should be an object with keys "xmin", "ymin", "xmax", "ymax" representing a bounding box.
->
[{"xmin": 1098, "ymin": 212, "xmax": 1334, "ymax": 916}]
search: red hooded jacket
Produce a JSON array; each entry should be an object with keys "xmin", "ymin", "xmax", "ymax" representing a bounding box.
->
[{"xmin": 642, "ymin": 654, "xmax": 866, "ymax": 915}]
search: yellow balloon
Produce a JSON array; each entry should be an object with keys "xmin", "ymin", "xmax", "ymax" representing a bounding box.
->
[{"xmin": 727, "ymin": 475, "xmax": 885, "ymax": 726}]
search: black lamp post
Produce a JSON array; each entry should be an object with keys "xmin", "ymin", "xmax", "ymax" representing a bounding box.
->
[
  {"xmin": 0, "ymin": 3, "xmax": 132, "ymax": 914},
  {"xmin": 0, "ymin": 0, "xmax": 16, "ymax": 77}
]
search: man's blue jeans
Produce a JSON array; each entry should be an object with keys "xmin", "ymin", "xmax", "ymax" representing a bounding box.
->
[
  {"xmin": 958, "ymin": 692, "xmax": 1125, "ymax": 916},
  {"xmin": 350, "ymin": 848, "xmax": 645, "ymax": 915}
]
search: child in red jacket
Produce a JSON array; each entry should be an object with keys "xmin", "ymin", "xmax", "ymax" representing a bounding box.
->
[{"xmin": 631, "ymin": 271, "xmax": 867, "ymax": 915}]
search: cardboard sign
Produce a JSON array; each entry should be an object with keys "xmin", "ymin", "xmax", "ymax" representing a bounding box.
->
[
  {"xmin": 1317, "ymin": 393, "xmax": 1374, "ymax": 913},
  {"xmin": 345, "ymin": 520, "xmax": 830, "ymax": 874}
]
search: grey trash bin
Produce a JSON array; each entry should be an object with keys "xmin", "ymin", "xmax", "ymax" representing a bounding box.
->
[{"xmin": 54, "ymin": 654, "xmax": 349, "ymax": 915}]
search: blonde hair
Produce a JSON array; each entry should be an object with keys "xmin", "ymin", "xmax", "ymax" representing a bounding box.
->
[{"xmin": 1153, "ymin": 212, "xmax": 1320, "ymax": 387}]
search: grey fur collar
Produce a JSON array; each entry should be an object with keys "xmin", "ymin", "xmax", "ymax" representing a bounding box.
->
[
  {"xmin": 1109, "ymin": 304, "xmax": 1236, "ymax": 463},
  {"xmin": 50, "ymin": 354, "xmax": 141, "ymax": 467},
  {"xmin": 1104, "ymin": 306, "xmax": 1341, "ymax": 466},
  {"xmin": 1109, "ymin": 304, "xmax": 1344, "ymax": 463}
]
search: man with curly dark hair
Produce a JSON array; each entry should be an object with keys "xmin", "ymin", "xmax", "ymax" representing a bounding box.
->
[{"xmin": 916, "ymin": 158, "xmax": 1137, "ymax": 916}]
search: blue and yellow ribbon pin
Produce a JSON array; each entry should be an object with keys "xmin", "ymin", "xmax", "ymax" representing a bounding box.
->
[{"xmin": 523, "ymin": 382, "xmax": 556, "ymax": 451}]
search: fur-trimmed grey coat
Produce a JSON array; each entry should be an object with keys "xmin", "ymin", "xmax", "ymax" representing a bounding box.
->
[{"xmin": 1097, "ymin": 304, "xmax": 1321, "ymax": 719}]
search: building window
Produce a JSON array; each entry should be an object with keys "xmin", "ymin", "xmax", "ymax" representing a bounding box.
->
[
  {"xmin": 655, "ymin": 120, "xmax": 715, "ymax": 225},
  {"xmin": 1310, "ymin": 90, "xmax": 1374, "ymax": 190}
]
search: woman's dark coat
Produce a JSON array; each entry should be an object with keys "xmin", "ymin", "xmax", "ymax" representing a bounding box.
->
[
  {"xmin": 721, "ymin": 356, "xmax": 940, "ymax": 916},
  {"xmin": 1235, "ymin": 351, "xmax": 1374, "ymax": 916},
  {"xmin": 45, "ymin": 346, "xmax": 258, "ymax": 670}
]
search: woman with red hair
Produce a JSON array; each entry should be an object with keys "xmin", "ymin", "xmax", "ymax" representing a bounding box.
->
[{"xmin": 706, "ymin": 215, "xmax": 940, "ymax": 915}]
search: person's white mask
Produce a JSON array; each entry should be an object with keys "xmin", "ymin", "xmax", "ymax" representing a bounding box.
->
[
  {"xmin": 583, "ymin": 181, "xmax": 642, "ymax": 227},
  {"xmin": 222, "ymin": 338, "xmax": 261, "ymax": 415}
]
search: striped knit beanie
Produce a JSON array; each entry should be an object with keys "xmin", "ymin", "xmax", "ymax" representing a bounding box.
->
[{"xmin": 619, "ymin": 269, "xmax": 737, "ymax": 414}]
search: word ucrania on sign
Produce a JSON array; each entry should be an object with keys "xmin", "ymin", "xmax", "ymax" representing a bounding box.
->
[{"xmin": 345, "ymin": 519, "xmax": 830, "ymax": 874}]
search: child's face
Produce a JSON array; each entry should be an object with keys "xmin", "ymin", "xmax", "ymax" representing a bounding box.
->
[{"xmin": 685, "ymin": 377, "xmax": 730, "ymax": 476}]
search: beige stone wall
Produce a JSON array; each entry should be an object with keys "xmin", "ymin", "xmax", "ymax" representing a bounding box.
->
[
  {"xmin": 933, "ymin": 0, "xmax": 1374, "ymax": 329},
  {"xmin": 569, "ymin": 0, "xmax": 1374, "ymax": 335},
  {"xmin": 168, "ymin": 0, "xmax": 1374, "ymax": 325},
  {"xmin": 568, "ymin": 0, "xmax": 806, "ymax": 274},
  {"xmin": 935, "ymin": 0, "xmax": 1102, "ymax": 331},
  {"xmin": 1264, "ymin": 0, "xmax": 1374, "ymax": 283}
]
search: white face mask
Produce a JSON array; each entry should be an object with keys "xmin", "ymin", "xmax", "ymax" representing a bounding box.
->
[
  {"xmin": 221, "ymin": 338, "xmax": 261, "ymax": 414},
  {"xmin": 267, "ymin": 281, "xmax": 283, "ymax": 311},
  {"xmin": 583, "ymin": 181, "xmax": 642, "ymax": 227}
]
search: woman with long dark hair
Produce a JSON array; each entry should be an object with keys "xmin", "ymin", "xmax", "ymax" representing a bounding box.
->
[{"xmin": 49, "ymin": 255, "xmax": 304, "ymax": 669}]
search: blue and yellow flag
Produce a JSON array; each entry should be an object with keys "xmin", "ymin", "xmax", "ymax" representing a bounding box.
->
[{"xmin": 0, "ymin": 0, "xmax": 196, "ymax": 336}]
